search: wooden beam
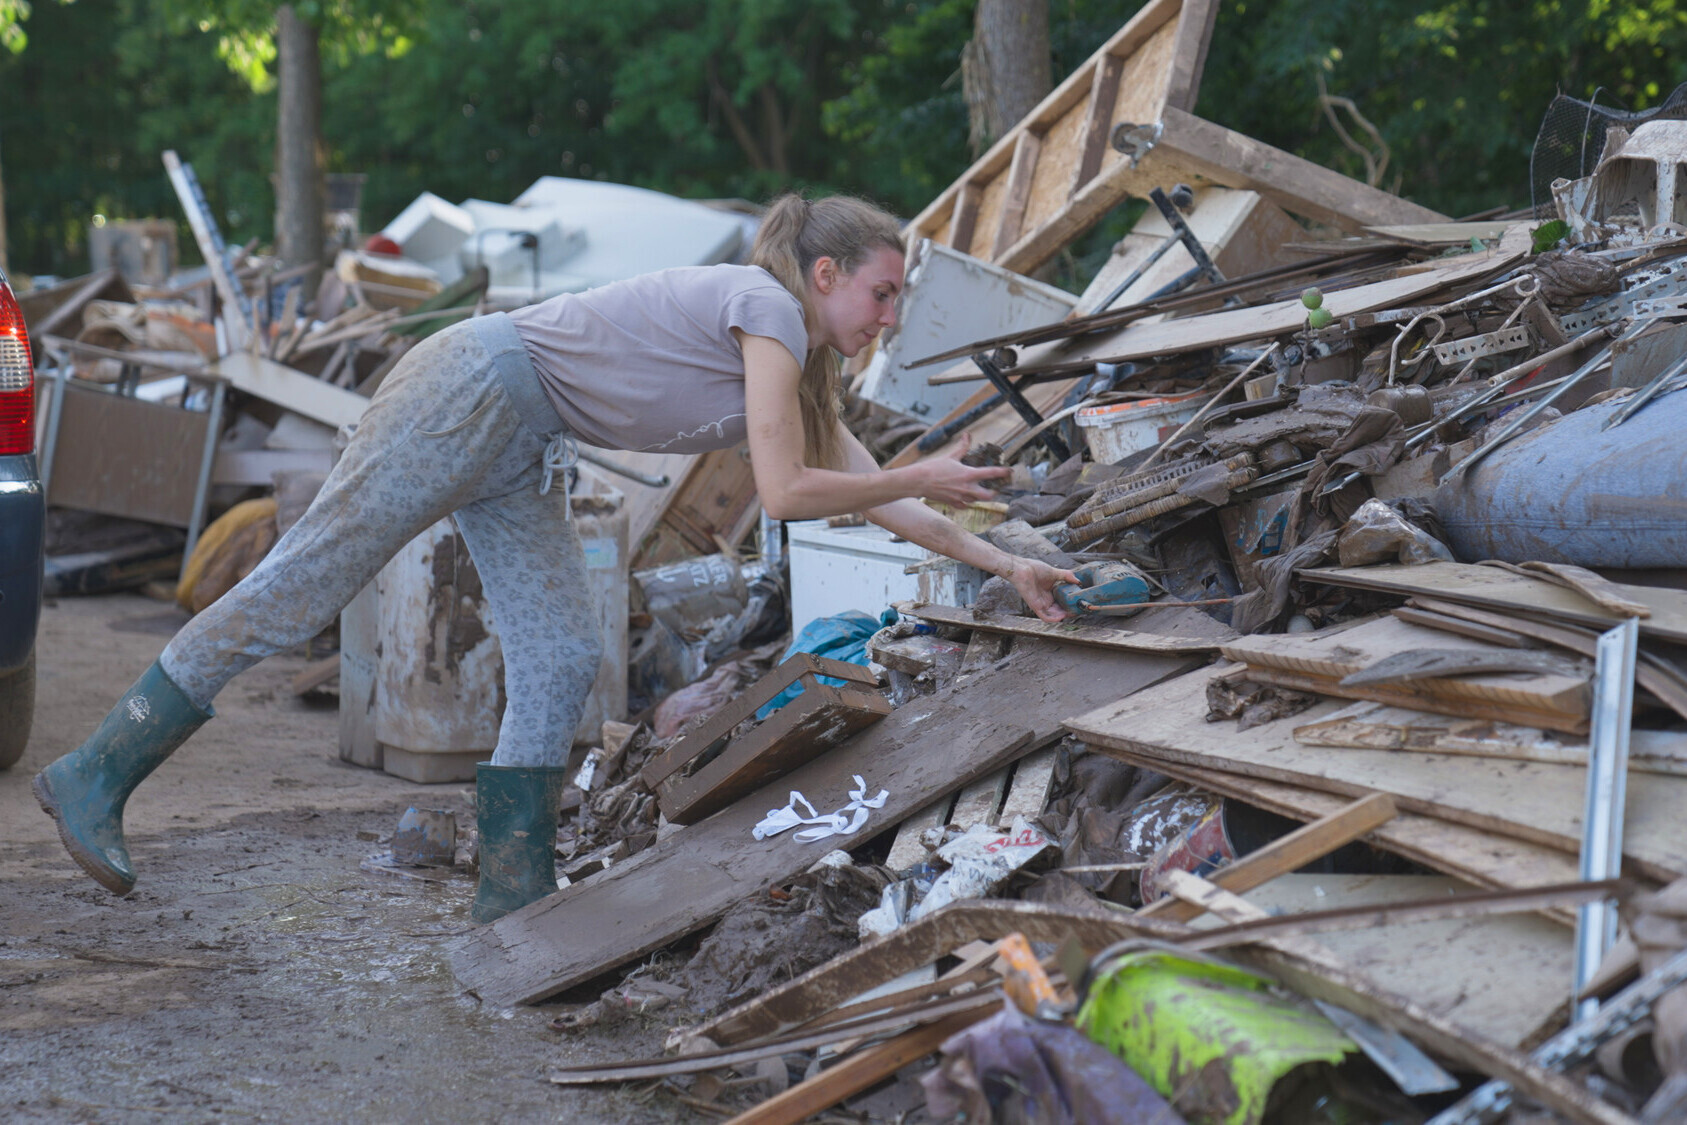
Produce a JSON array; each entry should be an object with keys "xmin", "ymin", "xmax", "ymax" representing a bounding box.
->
[
  {"xmin": 990, "ymin": 131, "xmax": 1043, "ymax": 259},
  {"xmin": 1070, "ymin": 53, "xmax": 1126, "ymax": 199},
  {"xmin": 452, "ymin": 643, "xmax": 1194, "ymax": 1006},
  {"xmin": 949, "ymin": 181, "xmax": 982, "ymax": 256},
  {"xmin": 725, "ymin": 1009, "xmax": 987, "ymax": 1125},
  {"xmin": 1137, "ymin": 793, "xmax": 1398, "ymax": 922}
]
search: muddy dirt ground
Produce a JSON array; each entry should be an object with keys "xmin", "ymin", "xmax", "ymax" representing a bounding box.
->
[{"xmin": 1, "ymin": 593, "xmax": 693, "ymax": 1123}]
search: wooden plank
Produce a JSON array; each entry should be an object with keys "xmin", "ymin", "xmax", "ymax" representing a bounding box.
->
[
  {"xmin": 657, "ymin": 682, "xmax": 893, "ymax": 825},
  {"xmin": 901, "ymin": 599, "xmax": 1237, "ymax": 654},
  {"xmin": 204, "ymin": 351, "xmax": 368, "ymax": 429},
  {"xmin": 726, "ymin": 1010, "xmax": 984, "ymax": 1125},
  {"xmin": 1306, "ymin": 562, "xmax": 1687, "ymax": 646},
  {"xmin": 1364, "ymin": 221, "xmax": 1516, "ymax": 245},
  {"xmin": 989, "ymin": 131, "xmax": 1042, "ymax": 259},
  {"xmin": 1244, "ymin": 665, "xmax": 1590, "ymax": 736},
  {"xmin": 883, "ymin": 797, "xmax": 953, "ymax": 873},
  {"xmin": 1136, "ymin": 792, "xmax": 1398, "ymax": 921},
  {"xmin": 1232, "ymin": 874, "xmax": 1574, "ymax": 1050},
  {"xmin": 1066, "ymin": 662, "xmax": 1687, "ymax": 883},
  {"xmin": 996, "ymin": 745, "xmax": 1059, "ymax": 825},
  {"xmin": 948, "ymin": 766, "xmax": 1009, "ymax": 830},
  {"xmin": 1408, "ymin": 597, "xmax": 1687, "ymax": 723},
  {"xmin": 1161, "ymin": 0, "xmax": 1221, "ymax": 111},
  {"xmin": 1069, "ymin": 53, "xmax": 1126, "ymax": 198},
  {"xmin": 1220, "ymin": 614, "xmax": 1592, "ymax": 733},
  {"xmin": 451, "ymin": 641, "xmax": 1195, "ymax": 1006},
  {"xmin": 1001, "ymin": 227, "xmax": 1523, "ymax": 377},
  {"xmin": 1233, "ymin": 947, "xmax": 1635, "ymax": 1125},
  {"xmin": 682, "ymin": 900, "xmax": 1170, "ymax": 1051},
  {"xmin": 1100, "ymin": 753, "xmax": 1586, "ymax": 915},
  {"xmin": 640, "ymin": 653, "xmax": 878, "ymax": 790},
  {"xmin": 906, "ymin": 0, "xmax": 1185, "ymax": 251},
  {"xmin": 1294, "ymin": 700, "xmax": 1687, "ymax": 777},
  {"xmin": 948, "ymin": 182, "xmax": 982, "ymax": 255},
  {"xmin": 1148, "ymin": 106, "xmax": 1447, "ymax": 231}
]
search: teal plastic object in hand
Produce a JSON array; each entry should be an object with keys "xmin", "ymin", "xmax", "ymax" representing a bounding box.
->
[{"xmin": 1052, "ymin": 559, "xmax": 1154, "ymax": 614}]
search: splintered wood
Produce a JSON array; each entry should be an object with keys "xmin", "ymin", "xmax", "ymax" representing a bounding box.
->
[
  {"xmin": 451, "ymin": 641, "xmax": 1193, "ymax": 1006},
  {"xmin": 1064, "ymin": 662, "xmax": 1687, "ymax": 884}
]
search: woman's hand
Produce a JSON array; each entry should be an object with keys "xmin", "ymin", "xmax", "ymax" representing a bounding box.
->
[
  {"xmin": 1004, "ymin": 557, "xmax": 1080, "ymax": 623},
  {"xmin": 916, "ymin": 434, "xmax": 1010, "ymax": 506}
]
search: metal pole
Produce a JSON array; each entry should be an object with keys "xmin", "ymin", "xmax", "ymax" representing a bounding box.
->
[
  {"xmin": 1573, "ymin": 616, "xmax": 1640, "ymax": 1018},
  {"xmin": 181, "ymin": 378, "xmax": 226, "ymax": 583}
]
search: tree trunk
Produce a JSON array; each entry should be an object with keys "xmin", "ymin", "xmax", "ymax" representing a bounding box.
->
[
  {"xmin": 962, "ymin": 0, "xmax": 1052, "ymax": 157},
  {"xmin": 276, "ymin": 5, "xmax": 323, "ymax": 296}
]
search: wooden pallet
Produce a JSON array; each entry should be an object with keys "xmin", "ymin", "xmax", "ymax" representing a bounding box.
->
[{"xmin": 904, "ymin": 0, "xmax": 1442, "ymax": 277}]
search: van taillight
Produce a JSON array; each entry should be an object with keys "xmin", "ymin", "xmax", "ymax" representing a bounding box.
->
[{"xmin": 0, "ymin": 281, "xmax": 33, "ymax": 456}]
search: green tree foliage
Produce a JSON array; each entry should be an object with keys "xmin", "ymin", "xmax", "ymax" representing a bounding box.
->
[
  {"xmin": 8, "ymin": 0, "xmax": 1687, "ymax": 276},
  {"xmin": 1199, "ymin": 0, "xmax": 1687, "ymax": 219}
]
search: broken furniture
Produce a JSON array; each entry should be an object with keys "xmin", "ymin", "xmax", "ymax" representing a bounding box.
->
[{"xmin": 638, "ymin": 652, "xmax": 892, "ymax": 825}]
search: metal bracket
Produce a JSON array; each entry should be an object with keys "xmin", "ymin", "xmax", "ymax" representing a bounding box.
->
[
  {"xmin": 972, "ymin": 351, "xmax": 1070, "ymax": 463},
  {"xmin": 1431, "ymin": 325, "xmax": 1532, "ymax": 365},
  {"xmin": 1109, "ymin": 121, "xmax": 1163, "ymax": 169}
]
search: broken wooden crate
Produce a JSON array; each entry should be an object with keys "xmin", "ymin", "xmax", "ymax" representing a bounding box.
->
[{"xmin": 640, "ymin": 653, "xmax": 893, "ymax": 826}]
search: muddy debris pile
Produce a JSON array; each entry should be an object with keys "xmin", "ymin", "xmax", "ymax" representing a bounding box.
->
[
  {"xmin": 464, "ymin": 85, "xmax": 1687, "ymax": 1125},
  {"xmin": 20, "ymin": 16, "xmax": 1687, "ymax": 1124}
]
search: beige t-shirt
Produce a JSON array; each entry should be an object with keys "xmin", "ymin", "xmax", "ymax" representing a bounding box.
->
[{"xmin": 508, "ymin": 264, "xmax": 809, "ymax": 453}]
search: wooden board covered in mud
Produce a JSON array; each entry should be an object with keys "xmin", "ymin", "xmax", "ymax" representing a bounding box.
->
[
  {"xmin": 1065, "ymin": 662, "xmax": 1687, "ymax": 883},
  {"xmin": 450, "ymin": 640, "xmax": 1195, "ymax": 1006}
]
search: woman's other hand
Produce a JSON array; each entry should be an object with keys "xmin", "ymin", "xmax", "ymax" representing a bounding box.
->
[
  {"xmin": 1005, "ymin": 557, "xmax": 1079, "ymax": 623},
  {"xmin": 917, "ymin": 433, "xmax": 1010, "ymax": 506}
]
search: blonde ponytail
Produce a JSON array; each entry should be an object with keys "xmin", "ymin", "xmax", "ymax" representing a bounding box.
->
[{"xmin": 750, "ymin": 193, "xmax": 903, "ymax": 470}]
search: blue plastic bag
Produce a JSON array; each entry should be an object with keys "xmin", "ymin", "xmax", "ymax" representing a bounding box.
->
[{"xmin": 755, "ymin": 609, "xmax": 889, "ymax": 720}]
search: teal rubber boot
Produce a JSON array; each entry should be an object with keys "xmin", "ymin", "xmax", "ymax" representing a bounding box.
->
[
  {"xmin": 471, "ymin": 763, "xmax": 568, "ymax": 924},
  {"xmin": 32, "ymin": 660, "xmax": 213, "ymax": 895}
]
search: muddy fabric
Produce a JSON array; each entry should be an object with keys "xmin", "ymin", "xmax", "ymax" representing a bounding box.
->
[
  {"xmin": 1229, "ymin": 528, "xmax": 1338, "ymax": 635},
  {"xmin": 161, "ymin": 313, "xmax": 601, "ymax": 767},
  {"xmin": 923, "ymin": 1002, "xmax": 1185, "ymax": 1125}
]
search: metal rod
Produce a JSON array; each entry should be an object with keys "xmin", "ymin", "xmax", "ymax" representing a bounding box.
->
[
  {"xmin": 1141, "ymin": 343, "xmax": 1279, "ymax": 471},
  {"xmin": 1428, "ymin": 943, "xmax": 1687, "ymax": 1125},
  {"xmin": 1602, "ymin": 349, "xmax": 1687, "ymax": 430},
  {"xmin": 181, "ymin": 379, "xmax": 226, "ymax": 583},
  {"xmin": 37, "ymin": 354, "xmax": 69, "ymax": 496},
  {"xmin": 1148, "ymin": 187, "xmax": 1225, "ymax": 286},
  {"xmin": 972, "ymin": 351, "xmax": 1070, "ymax": 462},
  {"xmin": 1094, "ymin": 229, "xmax": 1184, "ymax": 313},
  {"xmin": 574, "ymin": 447, "xmax": 670, "ymax": 488},
  {"xmin": 1573, "ymin": 617, "xmax": 1640, "ymax": 1019},
  {"xmin": 1440, "ymin": 329, "xmax": 1630, "ymax": 484},
  {"xmin": 915, "ymin": 391, "xmax": 1007, "ymax": 453}
]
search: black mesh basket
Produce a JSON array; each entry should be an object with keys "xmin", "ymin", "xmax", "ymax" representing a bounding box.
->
[{"xmin": 1531, "ymin": 82, "xmax": 1687, "ymax": 218}]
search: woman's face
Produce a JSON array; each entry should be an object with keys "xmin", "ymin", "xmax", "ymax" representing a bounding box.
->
[{"xmin": 810, "ymin": 245, "xmax": 906, "ymax": 357}]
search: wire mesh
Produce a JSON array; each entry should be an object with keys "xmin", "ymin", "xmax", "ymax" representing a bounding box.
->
[{"xmin": 1531, "ymin": 82, "xmax": 1687, "ymax": 218}]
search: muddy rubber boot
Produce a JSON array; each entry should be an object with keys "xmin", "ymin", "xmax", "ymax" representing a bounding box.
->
[
  {"xmin": 32, "ymin": 660, "xmax": 213, "ymax": 895},
  {"xmin": 471, "ymin": 763, "xmax": 568, "ymax": 924}
]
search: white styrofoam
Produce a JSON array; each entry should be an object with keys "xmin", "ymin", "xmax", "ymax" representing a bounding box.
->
[
  {"xmin": 511, "ymin": 177, "xmax": 744, "ymax": 287},
  {"xmin": 458, "ymin": 198, "xmax": 587, "ymax": 278},
  {"xmin": 858, "ymin": 239, "xmax": 1077, "ymax": 421},
  {"xmin": 787, "ymin": 519, "xmax": 985, "ymax": 631},
  {"xmin": 381, "ymin": 191, "xmax": 475, "ymax": 264}
]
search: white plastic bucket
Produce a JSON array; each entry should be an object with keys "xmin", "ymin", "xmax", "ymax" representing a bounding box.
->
[{"xmin": 1075, "ymin": 393, "xmax": 1205, "ymax": 464}]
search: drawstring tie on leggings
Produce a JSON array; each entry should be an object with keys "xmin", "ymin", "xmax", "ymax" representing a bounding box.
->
[{"xmin": 540, "ymin": 432, "xmax": 579, "ymax": 518}]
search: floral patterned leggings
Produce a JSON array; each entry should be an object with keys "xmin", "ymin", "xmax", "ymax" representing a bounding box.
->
[{"xmin": 161, "ymin": 313, "xmax": 601, "ymax": 767}]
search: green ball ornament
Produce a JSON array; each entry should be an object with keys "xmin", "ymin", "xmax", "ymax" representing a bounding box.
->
[
  {"xmin": 1300, "ymin": 287, "xmax": 1323, "ymax": 310},
  {"xmin": 1307, "ymin": 307, "xmax": 1334, "ymax": 330}
]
